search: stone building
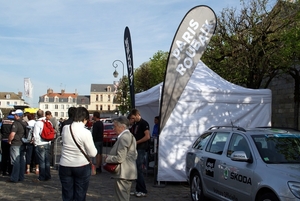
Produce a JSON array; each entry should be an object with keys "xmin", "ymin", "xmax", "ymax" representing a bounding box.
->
[
  {"xmin": 0, "ymin": 92, "xmax": 28, "ymax": 109},
  {"xmin": 39, "ymin": 89, "xmax": 78, "ymax": 119},
  {"xmin": 89, "ymin": 84, "xmax": 119, "ymax": 112}
]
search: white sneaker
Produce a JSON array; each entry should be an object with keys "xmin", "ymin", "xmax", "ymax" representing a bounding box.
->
[
  {"xmin": 135, "ymin": 192, "xmax": 147, "ymax": 197},
  {"xmin": 130, "ymin": 191, "xmax": 137, "ymax": 196}
]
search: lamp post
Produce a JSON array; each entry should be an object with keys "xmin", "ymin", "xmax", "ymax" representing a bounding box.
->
[
  {"xmin": 112, "ymin": 60, "xmax": 124, "ymax": 78},
  {"xmin": 112, "ymin": 60, "xmax": 125, "ymax": 115}
]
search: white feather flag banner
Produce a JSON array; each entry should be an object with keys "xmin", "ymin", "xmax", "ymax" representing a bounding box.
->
[{"xmin": 24, "ymin": 78, "xmax": 33, "ymax": 98}]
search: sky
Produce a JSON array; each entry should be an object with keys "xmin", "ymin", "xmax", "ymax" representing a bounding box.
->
[{"xmin": 0, "ymin": 0, "xmax": 251, "ymax": 108}]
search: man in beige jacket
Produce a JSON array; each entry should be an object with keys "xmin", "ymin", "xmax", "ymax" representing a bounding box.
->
[{"xmin": 105, "ymin": 116, "xmax": 137, "ymax": 201}]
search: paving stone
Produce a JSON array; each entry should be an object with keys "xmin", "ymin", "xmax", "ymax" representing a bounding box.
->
[{"xmin": 0, "ymin": 168, "xmax": 190, "ymax": 201}]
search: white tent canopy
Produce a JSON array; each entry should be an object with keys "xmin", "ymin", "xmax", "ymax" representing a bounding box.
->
[{"xmin": 135, "ymin": 60, "xmax": 272, "ymax": 182}]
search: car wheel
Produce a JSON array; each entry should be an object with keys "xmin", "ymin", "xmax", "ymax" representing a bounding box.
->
[
  {"xmin": 258, "ymin": 192, "xmax": 279, "ymax": 201},
  {"xmin": 190, "ymin": 172, "xmax": 205, "ymax": 201}
]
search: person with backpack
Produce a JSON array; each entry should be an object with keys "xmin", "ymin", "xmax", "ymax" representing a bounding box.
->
[
  {"xmin": 47, "ymin": 112, "xmax": 59, "ymax": 167},
  {"xmin": 7, "ymin": 109, "xmax": 27, "ymax": 183},
  {"xmin": 33, "ymin": 109, "xmax": 54, "ymax": 182}
]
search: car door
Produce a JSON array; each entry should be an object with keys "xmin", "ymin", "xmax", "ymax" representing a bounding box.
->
[
  {"xmin": 201, "ymin": 131, "xmax": 230, "ymax": 198},
  {"xmin": 218, "ymin": 133, "xmax": 255, "ymax": 201}
]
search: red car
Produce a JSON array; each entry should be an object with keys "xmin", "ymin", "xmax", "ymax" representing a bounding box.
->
[{"xmin": 103, "ymin": 123, "xmax": 117, "ymax": 144}]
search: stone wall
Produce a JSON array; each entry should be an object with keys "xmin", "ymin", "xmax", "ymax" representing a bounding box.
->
[{"xmin": 268, "ymin": 73, "xmax": 297, "ymax": 128}]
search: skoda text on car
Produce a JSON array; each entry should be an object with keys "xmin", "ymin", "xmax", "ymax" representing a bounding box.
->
[
  {"xmin": 103, "ymin": 123, "xmax": 117, "ymax": 145},
  {"xmin": 185, "ymin": 126, "xmax": 300, "ymax": 201}
]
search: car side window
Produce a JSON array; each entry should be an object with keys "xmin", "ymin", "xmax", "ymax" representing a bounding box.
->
[
  {"xmin": 205, "ymin": 132, "xmax": 229, "ymax": 155},
  {"xmin": 227, "ymin": 133, "xmax": 251, "ymax": 158},
  {"xmin": 192, "ymin": 132, "xmax": 212, "ymax": 150}
]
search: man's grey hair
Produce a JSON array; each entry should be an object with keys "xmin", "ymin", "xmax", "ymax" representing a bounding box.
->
[{"xmin": 113, "ymin": 116, "xmax": 129, "ymax": 128}]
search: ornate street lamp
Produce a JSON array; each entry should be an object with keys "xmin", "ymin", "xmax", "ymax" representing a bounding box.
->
[
  {"xmin": 112, "ymin": 60, "xmax": 124, "ymax": 78},
  {"xmin": 113, "ymin": 69, "xmax": 119, "ymax": 78},
  {"xmin": 112, "ymin": 60, "xmax": 125, "ymax": 115}
]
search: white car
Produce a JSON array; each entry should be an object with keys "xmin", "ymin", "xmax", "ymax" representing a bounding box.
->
[{"xmin": 185, "ymin": 126, "xmax": 300, "ymax": 201}]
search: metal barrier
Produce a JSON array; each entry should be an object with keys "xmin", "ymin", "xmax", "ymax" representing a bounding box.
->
[{"xmin": 53, "ymin": 136, "xmax": 62, "ymax": 170}]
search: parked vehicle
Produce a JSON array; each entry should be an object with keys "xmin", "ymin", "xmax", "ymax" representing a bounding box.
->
[
  {"xmin": 185, "ymin": 126, "xmax": 300, "ymax": 201},
  {"xmin": 100, "ymin": 118, "xmax": 112, "ymax": 123},
  {"xmin": 103, "ymin": 123, "xmax": 117, "ymax": 144}
]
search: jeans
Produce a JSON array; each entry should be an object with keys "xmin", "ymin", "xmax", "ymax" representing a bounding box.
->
[
  {"xmin": 10, "ymin": 145, "xmax": 26, "ymax": 182},
  {"xmin": 59, "ymin": 164, "xmax": 91, "ymax": 201},
  {"xmin": 35, "ymin": 144, "xmax": 51, "ymax": 181},
  {"xmin": 136, "ymin": 149, "xmax": 147, "ymax": 193}
]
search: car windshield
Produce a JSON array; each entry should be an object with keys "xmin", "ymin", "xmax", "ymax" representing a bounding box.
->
[
  {"xmin": 104, "ymin": 125, "xmax": 114, "ymax": 130},
  {"xmin": 252, "ymin": 134, "xmax": 300, "ymax": 164}
]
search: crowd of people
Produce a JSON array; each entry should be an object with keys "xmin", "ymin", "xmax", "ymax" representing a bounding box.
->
[{"xmin": 0, "ymin": 107, "xmax": 159, "ymax": 201}]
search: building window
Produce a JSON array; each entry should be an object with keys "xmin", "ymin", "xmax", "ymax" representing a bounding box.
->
[
  {"xmin": 96, "ymin": 105, "xmax": 98, "ymax": 110},
  {"xmin": 14, "ymin": 102, "xmax": 17, "ymax": 105},
  {"xmin": 66, "ymin": 105, "xmax": 70, "ymax": 109},
  {"xmin": 45, "ymin": 104, "xmax": 48, "ymax": 109},
  {"xmin": 55, "ymin": 105, "xmax": 58, "ymax": 109},
  {"xmin": 6, "ymin": 101, "xmax": 10, "ymax": 106},
  {"xmin": 73, "ymin": 98, "xmax": 76, "ymax": 103},
  {"xmin": 55, "ymin": 97, "xmax": 59, "ymax": 102},
  {"xmin": 108, "ymin": 95, "xmax": 111, "ymax": 101},
  {"xmin": 61, "ymin": 112, "xmax": 64, "ymax": 117},
  {"xmin": 100, "ymin": 105, "xmax": 103, "ymax": 111},
  {"xmin": 107, "ymin": 87, "xmax": 111, "ymax": 92},
  {"xmin": 96, "ymin": 95, "xmax": 98, "ymax": 101},
  {"xmin": 6, "ymin": 94, "xmax": 10, "ymax": 99},
  {"xmin": 81, "ymin": 98, "xmax": 85, "ymax": 104},
  {"xmin": 68, "ymin": 97, "xmax": 72, "ymax": 103},
  {"xmin": 0, "ymin": 101, "xmax": 1, "ymax": 106},
  {"xmin": 108, "ymin": 105, "xmax": 110, "ymax": 111},
  {"xmin": 45, "ymin": 97, "xmax": 49, "ymax": 102},
  {"xmin": 100, "ymin": 95, "xmax": 103, "ymax": 102},
  {"xmin": 54, "ymin": 112, "xmax": 58, "ymax": 117},
  {"xmin": 61, "ymin": 105, "xmax": 64, "ymax": 109}
]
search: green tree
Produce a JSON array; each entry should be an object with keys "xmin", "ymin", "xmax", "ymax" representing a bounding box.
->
[
  {"xmin": 134, "ymin": 50, "xmax": 168, "ymax": 92},
  {"xmin": 115, "ymin": 50, "xmax": 168, "ymax": 113},
  {"xmin": 278, "ymin": 11, "xmax": 300, "ymax": 128},
  {"xmin": 202, "ymin": 0, "xmax": 300, "ymax": 89}
]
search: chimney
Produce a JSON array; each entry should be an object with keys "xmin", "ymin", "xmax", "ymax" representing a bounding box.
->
[
  {"xmin": 61, "ymin": 89, "xmax": 65, "ymax": 95},
  {"xmin": 47, "ymin": 88, "xmax": 53, "ymax": 94},
  {"xmin": 18, "ymin": 92, "xmax": 22, "ymax": 97}
]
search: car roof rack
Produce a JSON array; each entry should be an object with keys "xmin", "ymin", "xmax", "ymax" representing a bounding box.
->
[
  {"xmin": 208, "ymin": 125, "xmax": 246, "ymax": 132},
  {"xmin": 256, "ymin": 126, "xmax": 300, "ymax": 131}
]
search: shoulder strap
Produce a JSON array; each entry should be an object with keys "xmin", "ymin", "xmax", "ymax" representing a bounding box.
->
[{"xmin": 69, "ymin": 124, "xmax": 92, "ymax": 164}]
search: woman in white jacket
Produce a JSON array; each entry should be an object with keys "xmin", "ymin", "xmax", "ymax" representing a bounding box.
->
[{"xmin": 59, "ymin": 107, "xmax": 97, "ymax": 201}]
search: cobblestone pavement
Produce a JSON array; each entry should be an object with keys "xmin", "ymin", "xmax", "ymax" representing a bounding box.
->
[{"xmin": 0, "ymin": 167, "xmax": 191, "ymax": 201}]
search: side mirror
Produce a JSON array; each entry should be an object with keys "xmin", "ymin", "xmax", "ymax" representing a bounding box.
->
[{"xmin": 230, "ymin": 151, "xmax": 252, "ymax": 163}]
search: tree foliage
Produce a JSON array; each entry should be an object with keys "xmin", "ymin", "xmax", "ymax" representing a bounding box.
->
[
  {"xmin": 115, "ymin": 50, "xmax": 168, "ymax": 113},
  {"xmin": 134, "ymin": 50, "xmax": 168, "ymax": 92},
  {"xmin": 202, "ymin": 0, "xmax": 300, "ymax": 89}
]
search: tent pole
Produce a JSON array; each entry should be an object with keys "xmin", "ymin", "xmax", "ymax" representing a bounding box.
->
[{"xmin": 152, "ymin": 136, "xmax": 166, "ymax": 187}]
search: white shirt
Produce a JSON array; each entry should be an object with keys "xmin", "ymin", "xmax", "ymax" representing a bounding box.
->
[
  {"xmin": 33, "ymin": 117, "xmax": 51, "ymax": 146},
  {"xmin": 60, "ymin": 122, "xmax": 97, "ymax": 167}
]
